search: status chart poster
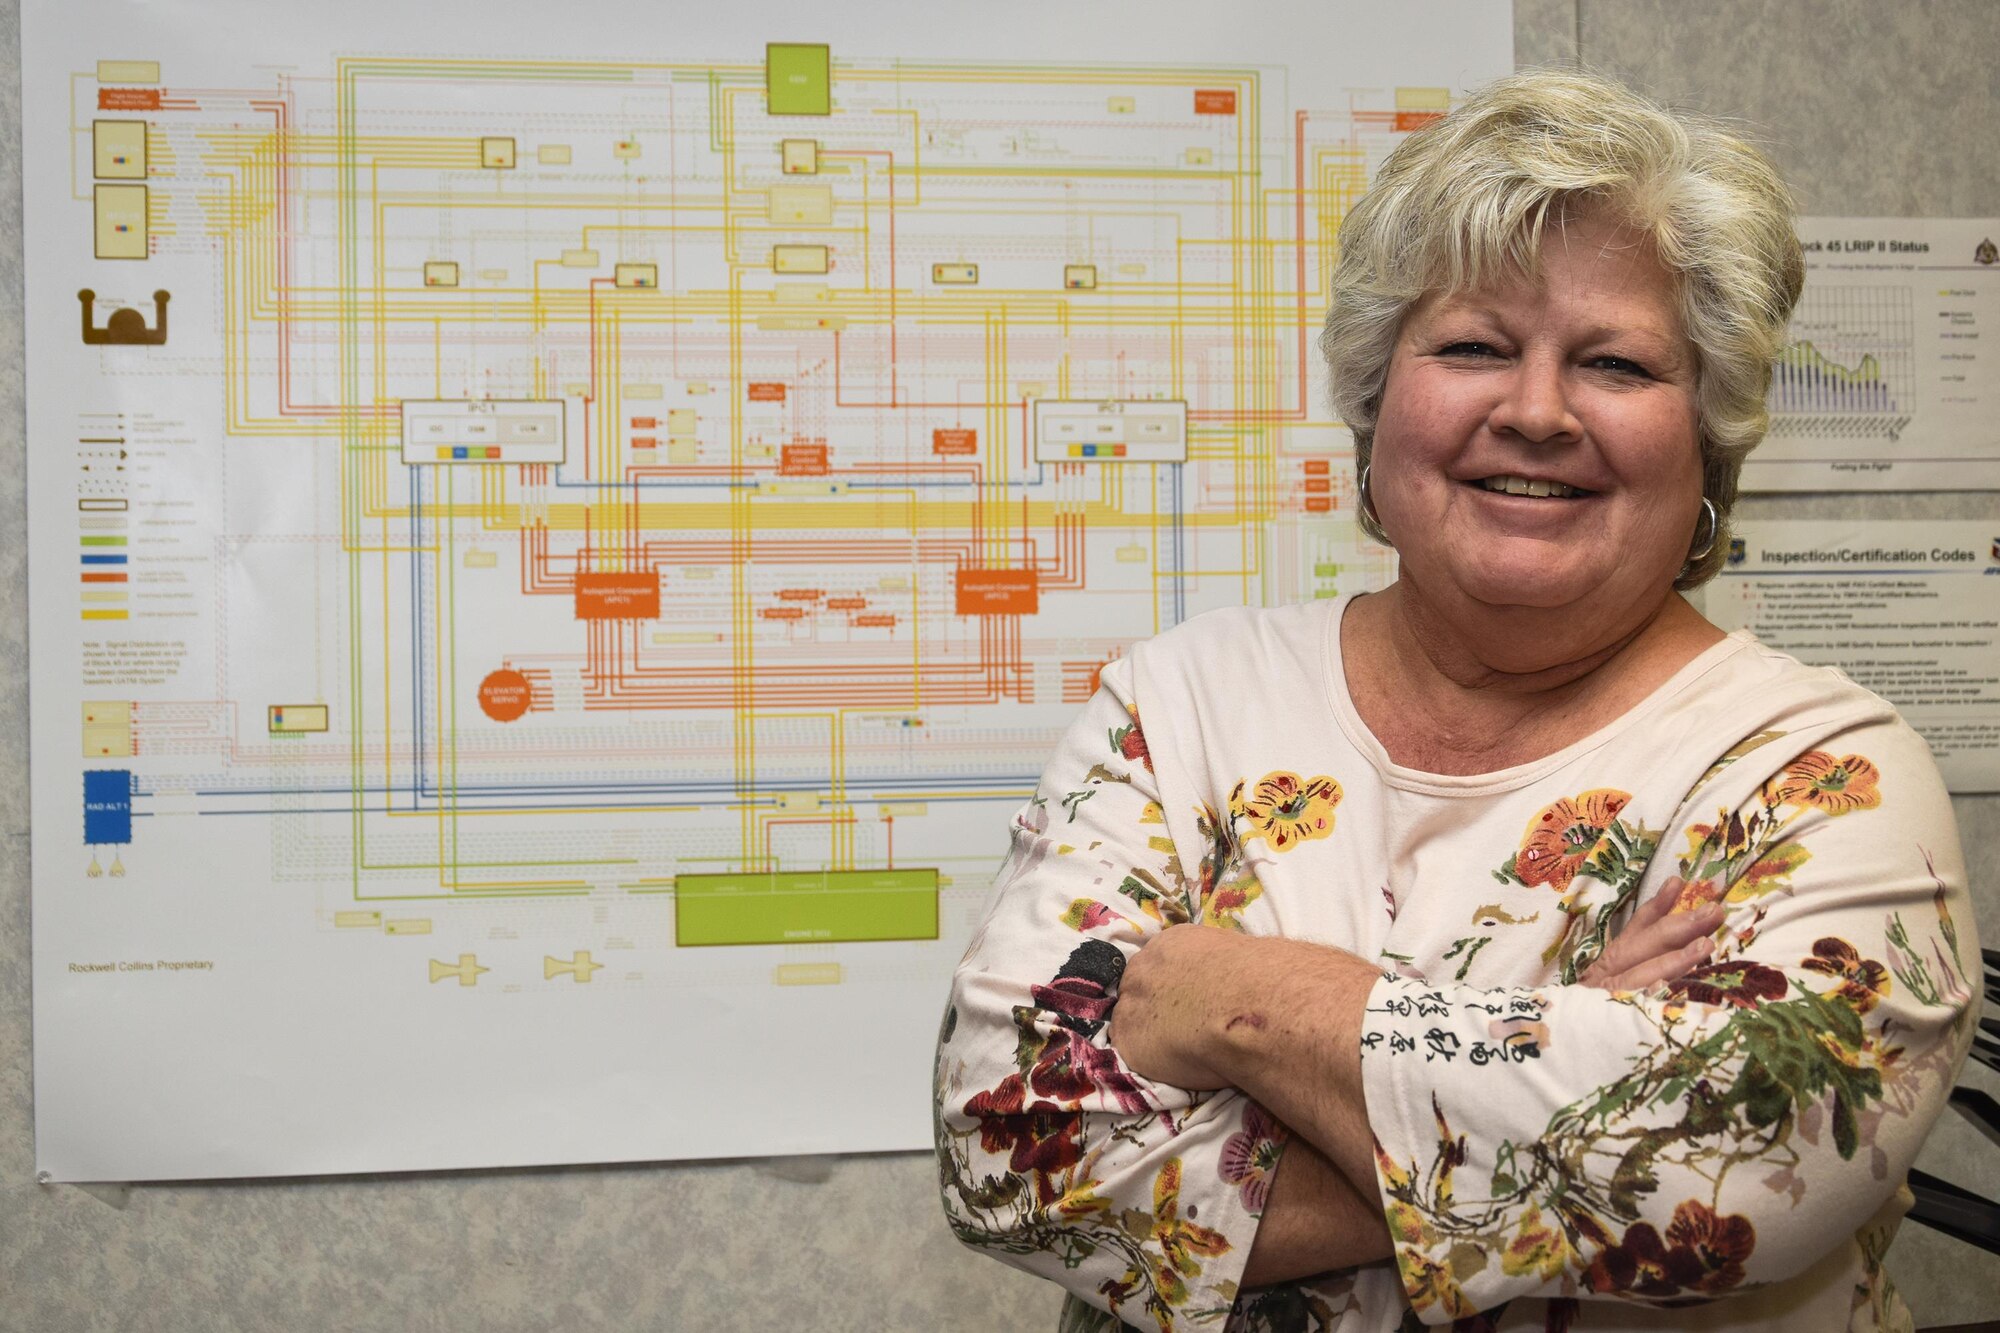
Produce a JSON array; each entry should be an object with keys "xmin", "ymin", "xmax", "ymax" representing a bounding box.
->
[
  {"xmin": 23, "ymin": 0, "xmax": 1508, "ymax": 1180},
  {"xmin": 1703, "ymin": 521, "xmax": 2000, "ymax": 793},
  {"xmin": 1743, "ymin": 217, "xmax": 2000, "ymax": 492}
]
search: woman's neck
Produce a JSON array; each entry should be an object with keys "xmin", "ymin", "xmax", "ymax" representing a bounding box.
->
[{"xmin": 1340, "ymin": 581, "xmax": 1724, "ymax": 775}]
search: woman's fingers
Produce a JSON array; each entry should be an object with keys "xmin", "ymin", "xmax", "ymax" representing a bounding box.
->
[
  {"xmin": 1581, "ymin": 886, "xmax": 1725, "ymax": 991},
  {"xmin": 1606, "ymin": 933, "xmax": 1717, "ymax": 991},
  {"xmin": 1631, "ymin": 877, "xmax": 1682, "ymax": 926},
  {"xmin": 1647, "ymin": 899, "xmax": 1726, "ymax": 953}
]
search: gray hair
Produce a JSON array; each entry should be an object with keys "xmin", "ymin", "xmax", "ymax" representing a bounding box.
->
[{"xmin": 1322, "ymin": 68, "xmax": 1804, "ymax": 587}]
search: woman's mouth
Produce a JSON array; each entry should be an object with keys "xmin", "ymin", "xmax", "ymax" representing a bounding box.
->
[{"xmin": 1475, "ymin": 475, "xmax": 1591, "ymax": 499}]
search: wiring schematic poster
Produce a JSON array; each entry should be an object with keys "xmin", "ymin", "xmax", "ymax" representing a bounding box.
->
[{"xmin": 24, "ymin": 0, "xmax": 1510, "ymax": 1180}]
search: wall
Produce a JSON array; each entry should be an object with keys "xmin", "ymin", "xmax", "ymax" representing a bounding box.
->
[{"xmin": 3, "ymin": 2, "xmax": 1995, "ymax": 1328}]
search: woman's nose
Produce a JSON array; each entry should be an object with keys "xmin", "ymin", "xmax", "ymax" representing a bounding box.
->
[{"xmin": 1487, "ymin": 351, "xmax": 1582, "ymax": 444}]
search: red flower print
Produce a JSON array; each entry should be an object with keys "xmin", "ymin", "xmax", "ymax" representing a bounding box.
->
[
  {"xmin": 959, "ymin": 1073, "xmax": 1085, "ymax": 1204},
  {"xmin": 963, "ymin": 1074, "xmax": 1029, "ymax": 1157},
  {"xmin": 1515, "ymin": 789, "xmax": 1630, "ymax": 892},
  {"xmin": 1584, "ymin": 1219, "xmax": 1676, "ymax": 1296},
  {"xmin": 1007, "ymin": 1106, "xmax": 1084, "ymax": 1196},
  {"xmin": 1764, "ymin": 751, "xmax": 1881, "ymax": 815},
  {"xmin": 1665, "ymin": 959, "xmax": 1788, "ymax": 1009},
  {"xmin": 1031, "ymin": 975, "xmax": 1116, "ymax": 1032},
  {"xmin": 1030, "ymin": 1028, "xmax": 1152, "ymax": 1114},
  {"xmin": 1218, "ymin": 1101, "xmax": 1285, "ymax": 1213},
  {"xmin": 1109, "ymin": 714, "xmax": 1153, "ymax": 773},
  {"xmin": 1584, "ymin": 1200, "xmax": 1755, "ymax": 1297},
  {"xmin": 1664, "ymin": 1199, "xmax": 1756, "ymax": 1292},
  {"xmin": 1673, "ymin": 878, "xmax": 1723, "ymax": 912},
  {"xmin": 1801, "ymin": 937, "xmax": 1892, "ymax": 1013}
]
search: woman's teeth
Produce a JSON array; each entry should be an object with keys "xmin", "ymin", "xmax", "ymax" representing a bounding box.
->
[{"xmin": 1479, "ymin": 475, "xmax": 1584, "ymax": 498}]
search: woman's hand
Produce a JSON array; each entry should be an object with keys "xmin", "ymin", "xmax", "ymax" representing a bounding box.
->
[
  {"xmin": 1106, "ymin": 924, "xmax": 1247, "ymax": 1090},
  {"xmin": 1578, "ymin": 876, "xmax": 1726, "ymax": 990}
]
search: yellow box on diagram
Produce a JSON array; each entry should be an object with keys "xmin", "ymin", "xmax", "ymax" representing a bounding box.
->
[
  {"xmin": 773, "ymin": 244, "xmax": 829, "ymax": 274},
  {"xmin": 614, "ymin": 263, "xmax": 658, "ymax": 289},
  {"xmin": 768, "ymin": 184, "xmax": 833, "ymax": 226},
  {"xmin": 93, "ymin": 120, "xmax": 147, "ymax": 179},
  {"xmin": 93, "ymin": 184, "xmax": 148, "ymax": 259},
  {"xmin": 268, "ymin": 704, "xmax": 329, "ymax": 735},
  {"xmin": 96, "ymin": 60, "xmax": 159, "ymax": 83},
  {"xmin": 82, "ymin": 699, "xmax": 133, "ymax": 758},
  {"xmin": 932, "ymin": 263, "xmax": 978, "ymax": 285},
  {"xmin": 781, "ymin": 139, "xmax": 819, "ymax": 174},
  {"xmin": 775, "ymin": 963, "xmax": 843, "ymax": 987},
  {"xmin": 480, "ymin": 137, "xmax": 516, "ymax": 169}
]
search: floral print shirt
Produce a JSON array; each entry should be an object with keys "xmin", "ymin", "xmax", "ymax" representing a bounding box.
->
[{"xmin": 933, "ymin": 597, "xmax": 1977, "ymax": 1333}]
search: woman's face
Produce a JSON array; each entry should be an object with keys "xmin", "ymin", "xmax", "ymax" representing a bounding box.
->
[{"xmin": 1368, "ymin": 210, "xmax": 1703, "ymax": 619}]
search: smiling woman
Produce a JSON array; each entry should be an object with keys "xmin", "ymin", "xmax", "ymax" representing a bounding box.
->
[
  {"xmin": 1325, "ymin": 71, "xmax": 1804, "ymax": 592},
  {"xmin": 934, "ymin": 70, "xmax": 1976, "ymax": 1333},
  {"xmin": 1360, "ymin": 209, "xmax": 1708, "ymax": 694}
]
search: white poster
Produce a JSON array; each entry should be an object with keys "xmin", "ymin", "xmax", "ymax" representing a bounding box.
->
[
  {"xmin": 24, "ymin": 0, "xmax": 1509, "ymax": 1179},
  {"xmin": 1743, "ymin": 217, "xmax": 2000, "ymax": 492},
  {"xmin": 1702, "ymin": 521, "xmax": 2000, "ymax": 792}
]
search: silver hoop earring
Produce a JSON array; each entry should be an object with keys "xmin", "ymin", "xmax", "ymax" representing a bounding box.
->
[
  {"xmin": 1686, "ymin": 496, "xmax": 1719, "ymax": 563},
  {"xmin": 1688, "ymin": 498, "xmax": 1720, "ymax": 560},
  {"xmin": 1358, "ymin": 464, "xmax": 1392, "ymax": 547}
]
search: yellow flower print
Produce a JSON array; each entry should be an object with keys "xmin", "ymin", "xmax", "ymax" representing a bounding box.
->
[
  {"xmin": 1144, "ymin": 1157, "xmax": 1230, "ymax": 1306},
  {"xmin": 1502, "ymin": 1204, "xmax": 1572, "ymax": 1282},
  {"xmin": 1197, "ymin": 868, "xmax": 1264, "ymax": 931},
  {"xmin": 1399, "ymin": 1247, "xmax": 1478, "ymax": 1320},
  {"xmin": 1231, "ymin": 771, "xmax": 1343, "ymax": 851},
  {"xmin": 1375, "ymin": 1137, "xmax": 1438, "ymax": 1250},
  {"xmin": 1763, "ymin": 751, "xmax": 1881, "ymax": 815}
]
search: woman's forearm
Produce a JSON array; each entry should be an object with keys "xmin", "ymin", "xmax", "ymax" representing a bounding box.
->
[
  {"xmin": 1114, "ymin": 893, "xmax": 1727, "ymax": 1208},
  {"xmin": 1241, "ymin": 1132, "xmax": 1392, "ymax": 1286},
  {"xmin": 1202, "ymin": 938, "xmax": 1383, "ymax": 1199},
  {"xmin": 1110, "ymin": 928, "xmax": 1385, "ymax": 1198}
]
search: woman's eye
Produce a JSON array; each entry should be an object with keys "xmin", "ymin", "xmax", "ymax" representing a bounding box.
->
[
  {"xmin": 1438, "ymin": 341, "xmax": 1498, "ymax": 357},
  {"xmin": 1589, "ymin": 355, "xmax": 1654, "ymax": 378}
]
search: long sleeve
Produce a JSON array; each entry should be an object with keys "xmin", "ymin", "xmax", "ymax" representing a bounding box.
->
[
  {"xmin": 1358, "ymin": 715, "xmax": 1980, "ymax": 1325},
  {"xmin": 935, "ymin": 656, "xmax": 1286, "ymax": 1332}
]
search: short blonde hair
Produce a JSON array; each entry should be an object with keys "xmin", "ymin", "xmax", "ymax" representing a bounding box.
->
[{"xmin": 1322, "ymin": 68, "xmax": 1804, "ymax": 587}]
